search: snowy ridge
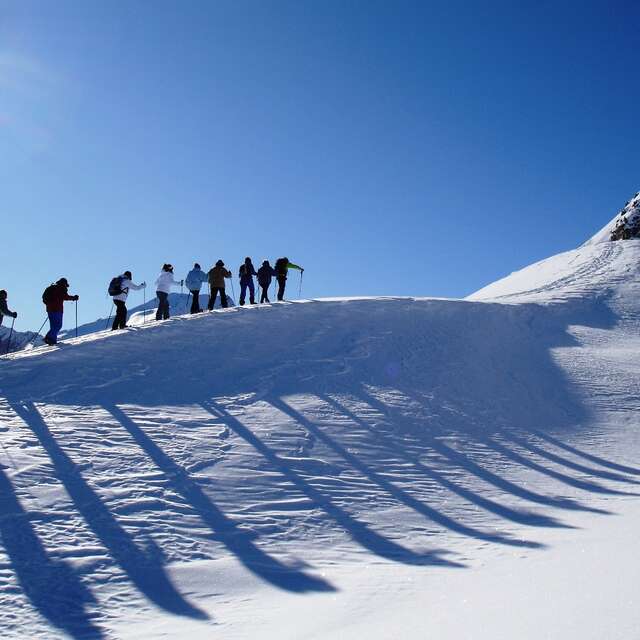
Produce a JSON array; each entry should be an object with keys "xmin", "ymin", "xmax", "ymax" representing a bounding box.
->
[
  {"xmin": 1, "ymin": 234, "xmax": 640, "ymax": 637},
  {"xmin": 60, "ymin": 292, "xmax": 235, "ymax": 340},
  {"xmin": 584, "ymin": 190, "xmax": 640, "ymax": 245}
]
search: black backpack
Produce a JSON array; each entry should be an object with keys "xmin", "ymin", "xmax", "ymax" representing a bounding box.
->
[
  {"xmin": 42, "ymin": 284, "xmax": 57, "ymax": 305},
  {"xmin": 108, "ymin": 276, "xmax": 125, "ymax": 297},
  {"xmin": 275, "ymin": 258, "xmax": 288, "ymax": 275}
]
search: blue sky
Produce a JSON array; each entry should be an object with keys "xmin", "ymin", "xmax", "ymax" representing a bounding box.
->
[{"xmin": 2, "ymin": 0, "xmax": 639, "ymax": 330}]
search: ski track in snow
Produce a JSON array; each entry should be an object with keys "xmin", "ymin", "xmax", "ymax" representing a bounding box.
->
[{"xmin": 0, "ymin": 241, "xmax": 640, "ymax": 637}]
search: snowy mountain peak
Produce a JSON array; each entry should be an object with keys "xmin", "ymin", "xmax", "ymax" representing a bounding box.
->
[{"xmin": 584, "ymin": 189, "xmax": 640, "ymax": 246}]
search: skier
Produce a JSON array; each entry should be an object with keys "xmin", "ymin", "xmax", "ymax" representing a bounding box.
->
[
  {"xmin": 257, "ymin": 260, "xmax": 277, "ymax": 303},
  {"xmin": 42, "ymin": 278, "xmax": 79, "ymax": 345},
  {"xmin": 185, "ymin": 263, "xmax": 207, "ymax": 314},
  {"xmin": 0, "ymin": 290, "xmax": 17, "ymax": 325},
  {"xmin": 207, "ymin": 260, "xmax": 232, "ymax": 310},
  {"xmin": 274, "ymin": 257, "xmax": 304, "ymax": 301},
  {"xmin": 155, "ymin": 264, "xmax": 183, "ymax": 321},
  {"xmin": 109, "ymin": 271, "xmax": 146, "ymax": 330},
  {"xmin": 238, "ymin": 257, "xmax": 257, "ymax": 306}
]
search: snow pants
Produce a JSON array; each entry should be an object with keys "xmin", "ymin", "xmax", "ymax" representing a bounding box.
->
[
  {"xmin": 156, "ymin": 291, "xmax": 170, "ymax": 320},
  {"xmin": 190, "ymin": 290, "xmax": 201, "ymax": 314},
  {"xmin": 260, "ymin": 284, "xmax": 270, "ymax": 303},
  {"xmin": 208, "ymin": 287, "xmax": 228, "ymax": 310},
  {"xmin": 112, "ymin": 300, "xmax": 127, "ymax": 330},
  {"xmin": 45, "ymin": 312, "xmax": 63, "ymax": 344},
  {"xmin": 277, "ymin": 276, "xmax": 287, "ymax": 301},
  {"xmin": 239, "ymin": 280, "xmax": 255, "ymax": 305}
]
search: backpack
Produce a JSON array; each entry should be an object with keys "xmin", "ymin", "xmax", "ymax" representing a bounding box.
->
[
  {"xmin": 275, "ymin": 258, "xmax": 288, "ymax": 275},
  {"xmin": 108, "ymin": 276, "xmax": 125, "ymax": 297},
  {"xmin": 42, "ymin": 284, "xmax": 57, "ymax": 305}
]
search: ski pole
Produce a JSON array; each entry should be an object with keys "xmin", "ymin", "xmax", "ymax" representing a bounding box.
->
[
  {"xmin": 105, "ymin": 303, "xmax": 114, "ymax": 330},
  {"xmin": 75, "ymin": 300, "xmax": 78, "ymax": 338},
  {"xmin": 5, "ymin": 316, "xmax": 15, "ymax": 355},
  {"xmin": 185, "ymin": 292, "xmax": 191, "ymax": 314},
  {"xmin": 143, "ymin": 285, "xmax": 147, "ymax": 323},
  {"xmin": 298, "ymin": 271, "xmax": 303, "ymax": 298},
  {"xmin": 31, "ymin": 316, "xmax": 48, "ymax": 347},
  {"xmin": 230, "ymin": 278, "xmax": 236, "ymax": 305}
]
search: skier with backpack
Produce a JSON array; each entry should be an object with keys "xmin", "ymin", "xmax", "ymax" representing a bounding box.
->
[
  {"xmin": 238, "ymin": 257, "xmax": 257, "ymax": 306},
  {"xmin": 185, "ymin": 263, "xmax": 207, "ymax": 314},
  {"xmin": 274, "ymin": 257, "xmax": 304, "ymax": 301},
  {"xmin": 42, "ymin": 278, "xmax": 79, "ymax": 345},
  {"xmin": 257, "ymin": 260, "xmax": 277, "ymax": 303},
  {"xmin": 155, "ymin": 264, "xmax": 183, "ymax": 321},
  {"xmin": 109, "ymin": 271, "xmax": 146, "ymax": 330},
  {"xmin": 0, "ymin": 290, "xmax": 17, "ymax": 325},
  {"xmin": 207, "ymin": 260, "xmax": 232, "ymax": 310}
]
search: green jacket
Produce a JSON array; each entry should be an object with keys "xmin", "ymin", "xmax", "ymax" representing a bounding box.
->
[{"xmin": 277, "ymin": 261, "xmax": 303, "ymax": 278}]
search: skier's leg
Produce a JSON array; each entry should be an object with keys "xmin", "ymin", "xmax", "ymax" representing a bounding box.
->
[
  {"xmin": 277, "ymin": 276, "xmax": 286, "ymax": 301},
  {"xmin": 155, "ymin": 292, "xmax": 163, "ymax": 320},
  {"xmin": 249, "ymin": 280, "xmax": 255, "ymax": 304},
  {"xmin": 47, "ymin": 312, "xmax": 63, "ymax": 343},
  {"xmin": 221, "ymin": 288, "xmax": 228, "ymax": 308},
  {"xmin": 240, "ymin": 282, "xmax": 247, "ymax": 306}
]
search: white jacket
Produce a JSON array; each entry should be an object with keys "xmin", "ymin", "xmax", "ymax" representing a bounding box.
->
[
  {"xmin": 155, "ymin": 271, "xmax": 181, "ymax": 294},
  {"xmin": 113, "ymin": 277, "xmax": 145, "ymax": 302}
]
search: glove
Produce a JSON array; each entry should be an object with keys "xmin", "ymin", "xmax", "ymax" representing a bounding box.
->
[
  {"xmin": 74, "ymin": 295, "xmax": 79, "ymax": 301},
  {"xmin": 141, "ymin": 282, "xmax": 146, "ymax": 287},
  {"xmin": 301, "ymin": 268, "xmax": 305, "ymax": 273},
  {"xmin": 13, "ymin": 312, "xmax": 17, "ymax": 318},
  {"xmin": 180, "ymin": 279, "xmax": 184, "ymax": 286}
]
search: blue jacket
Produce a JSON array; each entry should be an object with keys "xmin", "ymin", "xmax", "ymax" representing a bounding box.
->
[{"xmin": 185, "ymin": 268, "xmax": 207, "ymax": 291}]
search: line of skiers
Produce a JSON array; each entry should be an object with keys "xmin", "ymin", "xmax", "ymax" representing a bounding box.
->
[
  {"xmin": 116, "ymin": 257, "xmax": 303, "ymax": 331},
  {"xmin": 182, "ymin": 257, "xmax": 303, "ymax": 314},
  {"xmin": 0, "ymin": 257, "xmax": 305, "ymax": 347}
]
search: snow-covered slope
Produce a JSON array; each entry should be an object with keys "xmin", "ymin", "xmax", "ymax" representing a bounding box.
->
[{"xmin": 1, "ymin": 230, "xmax": 640, "ymax": 638}]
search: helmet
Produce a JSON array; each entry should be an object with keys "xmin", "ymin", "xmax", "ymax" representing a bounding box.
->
[
  {"xmin": 216, "ymin": 260, "xmax": 224, "ymax": 267},
  {"xmin": 194, "ymin": 263, "xmax": 201, "ymax": 269},
  {"xmin": 124, "ymin": 270, "xmax": 132, "ymax": 279},
  {"xmin": 57, "ymin": 278, "xmax": 69, "ymax": 287},
  {"xmin": 162, "ymin": 264, "xmax": 173, "ymax": 272}
]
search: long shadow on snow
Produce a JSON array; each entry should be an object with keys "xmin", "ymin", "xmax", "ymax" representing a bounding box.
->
[
  {"xmin": 106, "ymin": 404, "xmax": 337, "ymax": 593},
  {"xmin": 10, "ymin": 401, "xmax": 208, "ymax": 621},
  {"xmin": 531, "ymin": 430, "xmax": 640, "ymax": 476},
  {"xmin": 269, "ymin": 396, "xmax": 543, "ymax": 549},
  {"xmin": 204, "ymin": 400, "xmax": 463, "ymax": 567},
  {"xmin": 319, "ymin": 393, "xmax": 569, "ymax": 529},
  {"xmin": 356, "ymin": 387, "xmax": 611, "ymax": 516},
  {"xmin": 0, "ymin": 464, "xmax": 103, "ymax": 639}
]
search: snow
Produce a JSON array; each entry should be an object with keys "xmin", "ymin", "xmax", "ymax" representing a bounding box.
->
[{"xmin": 1, "ymin": 234, "xmax": 640, "ymax": 638}]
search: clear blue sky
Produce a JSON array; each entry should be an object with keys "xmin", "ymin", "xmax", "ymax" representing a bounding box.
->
[{"xmin": 2, "ymin": 0, "xmax": 639, "ymax": 330}]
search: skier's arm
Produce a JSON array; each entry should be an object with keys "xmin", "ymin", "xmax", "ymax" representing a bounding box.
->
[
  {"xmin": 287, "ymin": 262, "xmax": 303, "ymax": 272},
  {"xmin": 225, "ymin": 269, "xmax": 232, "ymax": 278},
  {"xmin": 0, "ymin": 299, "xmax": 10, "ymax": 315},
  {"xmin": 126, "ymin": 280, "xmax": 145, "ymax": 291}
]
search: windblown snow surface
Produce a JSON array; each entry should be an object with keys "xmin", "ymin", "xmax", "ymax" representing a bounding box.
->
[{"xmin": 1, "ymin": 237, "xmax": 640, "ymax": 639}]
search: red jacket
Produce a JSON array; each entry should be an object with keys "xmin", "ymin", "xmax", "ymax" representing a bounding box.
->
[{"xmin": 45, "ymin": 284, "xmax": 76, "ymax": 313}]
